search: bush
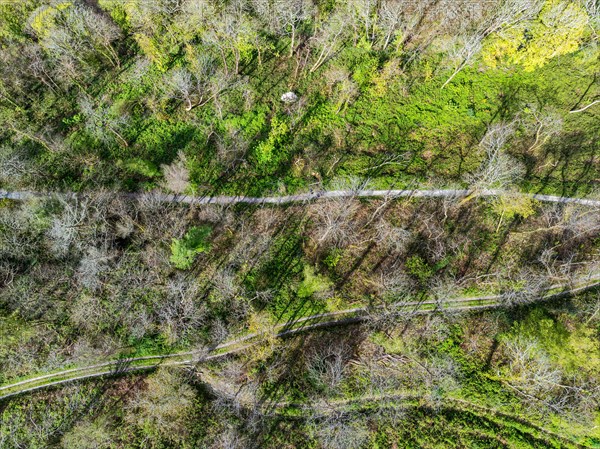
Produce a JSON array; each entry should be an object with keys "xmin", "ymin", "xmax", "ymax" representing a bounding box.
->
[
  {"xmin": 405, "ymin": 255, "xmax": 433, "ymax": 285},
  {"xmin": 169, "ymin": 225, "xmax": 211, "ymax": 270},
  {"xmin": 297, "ymin": 265, "xmax": 331, "ymax": 299}
]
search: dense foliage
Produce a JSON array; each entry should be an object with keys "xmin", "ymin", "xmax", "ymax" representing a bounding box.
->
[{"xmin": 0, "ymin": 0, "xmax": 598, "ymax": 448}]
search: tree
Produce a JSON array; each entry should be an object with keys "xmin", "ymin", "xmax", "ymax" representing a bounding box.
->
[
  {"xmin": 0, "ymin": 145, "xmax": 29, "ymax": 187},
  {"xmin": 213, "ymin": 426, "xmax": 249, "ymax": 449},
  {"xmin": 154, "ymin": 275, "xmax": 206, "ymax": 344},
  {"xmin": 467, "ymin": 123, "xmax": 524, "ymax": 192},
  {"xmin": 307, "ymin": 343, "xmax": 351, "ymax": 393},
  {"xmin": 442, "ymin": 0, "xmax": 545, "ymax": 88},
  {"xmin": 163, "ymin": 55, "xmax": 220, "ymax": 111},
  {"xmin": 376, "ymin": 0, "xmax": 405, "ymax": 50},
  {"xmin": 23, "ymin": 44, "xmax": 62, "ymax": 93},
  {"xmin": 312, "ymin": 411, "xmax": 369, "ymax": 449},
  {"xmin": 310, "ymin": 198, "xmax": 359, "ymax": 248},
  {"xmin": 253, "ymin": 0, "xmax": 314, "ymax": 57},
  {"xmin": 47, "ymin": 197, "xmax": 91, "ymax": 257},
  {"xmin": 126, "ymin": 368, "xmax": 196, "ymax": 444},
  {"xmin": 28, "ymin": 4, "xmax": 122, "ymax": 71},
  {"xmin": 161, "ymin": 150, "xmax": 190, "ymax": 194},
  {"xmin": 76, "ymin": 246, "xmax": 110, "ymax": 291},
  {"xmin": 497, "ymin": 335, "xmax": 564, "ymax": 409},
  {"xmin": 481, "ymin": 0, "xmax": 588, "ymax": 72},
  {"xmin": 79, "ymin": 97, "xmax": 129, "ymax": 147},
  {"xmin": 344, "ymin": 0, "xmax": 378, "ymax": 42},
  {"xmin": 203, "ymin": 5, "xmax": 259, "ymax": 75},
  {"xmin": 309, "ymin": 11, "xmax": 347, "ymax": 73},
  {"xmin": 499, "ymin": 268, "xmax": 550, "ymax": 305},
  {"xmin": 524, "ymin": 108, "xmax": 563, "ymax": 153},
  {"xmin": 323, "ymin": 67, "xmax": 359, "ymax": 113},
  {"xmin": 60, "ymin": 417, "xmax": 114, "ymax": 449},
  {"xmin": 491, "ymin": 193, "xmax": 537, "ymax": 232}
]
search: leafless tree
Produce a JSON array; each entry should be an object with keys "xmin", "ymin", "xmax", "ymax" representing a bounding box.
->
[
  {"xmin": 76, "ymin": 246, "xmax": 110, "ymax": 291},
  {"xmin": 60, "ymin": 417, "xmax": 114, "ymax": 449},
  {"xmin": 323, "ymin": 67, "xmax": 359, "ymax": 113},
  {"xmin": 154, "ymin": 275, "xmax": 206, "ymax": 344},
  {"xmin": 524, "ymin": 109, "xmax": 563, "ymax": 153},
  {"xmin": 310, "ymin": 198, "xmax": 360, "ymax": 248},
  {"xmin": 307, "ymin": 343, "xmax": 352, "ymax": 393},
  {"xmin": 499, "ymin": 268, "xmax": 550, "ymax": 306},
  {"xmin": 253, "ymin": 0, "xmax": 314, "ymax": 56},
  {"xmin": 70, "ymin": 5, "xmax": 122, "ymax": 68},
  {"xmin": 468, "ymin": 122, "xmax": 524, "ymax": 191},
  {"xmin": 344, "ymin": 0, "xmax": 378, "ymax": 41},
  {"xmin": 23, "ymin": 43, "xmax": 62, "ymax": 93},
  {"xmin": 214, "ymin": 126, "xmax": 250, "ymax": 167},
  {"xmin": 213, "ymin": 426, "xmax": 249, "ymax": 449},
  {"xmin": 161, "ymin": 150, "xmax": 190, "ymax": 194},
  {"xmin": 0, "ymin": 146, "xmax": 30, "ymax": 187},
  {"xmin": 164, "ymin": 56, "xmax": 219, "ymax": 111},
  {"xmin": 498, "ymin": 336, "xmax": 563, "ymax": 406},
  {"xmin": 309, "ymin": 12, "xmax": 346, "ymax": 73},
  {"xmin": 312, "ymin": 411, "xmax": 369, "ymax": 449},
  {"xmin": 47, "ymin": 197, "xmax": 91, "ymax": 257},
  {"xmin": 28, "ymin": 4, "xmax": 121, "ymax": 70},
  {"xmin": 441, "ymin": 0, "xmax": 544, "ymax": 88},
  {"xmin": 79, "ymin": 97, "xmax": 129, "ymax": 147},
  {"xmin": 126, "ymin": 368, "xmax": 195, "ymax": 443},
  {"xmin": 376, "ymin": 0, "xmax": 406, "ymax": 50}
]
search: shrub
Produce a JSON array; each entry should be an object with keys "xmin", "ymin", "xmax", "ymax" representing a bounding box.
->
[
  {"xmin": 169, "ymin": 225, "xmax": 211, "ymax": 270},
  {"xmin": 405, "ymin": 255, "xmax": 433, "ymax": 285},
  {"xmin": 297, "ymin": 265, "xmax": 332, "ymax": 299},
  {"xmin": 254, "ymin": 115, "xmax": 289, "ymax": 168}
]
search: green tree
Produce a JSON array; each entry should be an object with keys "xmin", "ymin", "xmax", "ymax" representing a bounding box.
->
[{"xmin": 482, "ymin": 0, "xmax": 589, "ymax": 72}]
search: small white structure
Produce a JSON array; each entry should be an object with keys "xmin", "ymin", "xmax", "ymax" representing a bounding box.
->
[{"xmin": 281, "ymin": 91, "xmax": 298, "ymax": 103}]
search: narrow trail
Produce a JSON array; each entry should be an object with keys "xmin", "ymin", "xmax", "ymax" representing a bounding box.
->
[
  {"xmin": 2, "ymin": 188, "xmax": 600, "ymax": 207},
  {"xmin": 1, "ymin": 276, "xmax": 598, "ymax": 402}
]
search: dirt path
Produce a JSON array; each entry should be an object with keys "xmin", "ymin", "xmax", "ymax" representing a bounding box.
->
[
  {"xmin": 2, "ymin": 188, "xmax": 600, "ymax": 207},
  {"xmin": 1, "ymin": 276, "xmax": 598, "ymax": 401}
]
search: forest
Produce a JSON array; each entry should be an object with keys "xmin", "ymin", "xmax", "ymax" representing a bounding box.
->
[{"xmin": 0, "ymin": 0, "xmax": 599, "ymax": 448}]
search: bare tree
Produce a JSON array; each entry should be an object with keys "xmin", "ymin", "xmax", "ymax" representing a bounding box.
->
[
  {"xmin": 60, "ymin": 417, "xmax": 114, "ymax": 449},
  {"xmin": 126, "ymin": 368, "xmax": 196, "ymax": 444},
  {"xmin": 253, "ymin": 0, "xmax": 314, "ymax": 57},
  {"xmin": 376, "ymin": 0, "xmax": 405, "ymax": 50},
  {"xmin": 0, "ymin": 146, "xmax": 30, "ymax": 186},
  {"xmin": 79, "ymin": 97, "xmax": 129, "ymax": 147},
  {"xmin": 76, "ymin": 246, "xmax": 110, "ymax": 291},
  {"xmin": 307, "ymin": 343, "xmax": 352, "ymax": 393},
  {"xmin": 323, "ymin": 67, "xmax": 359, "ymax": 113},
  {"xmin": 154, "ymin": 275, "xmax": 206, "ymax": 344},
  {"xmin": 161, "ymin": 150, "xmax": 190, "ymax": 194},
  {"xmin": 499, "ymin": 268, "xmax": 550, "ymax": 306},
  {"xmin": 345, "ymin": 0, "xmax": 378, "ymax": 41},
  {"xmin": 310, "ymin": 198, "xmax": 360, "ymax": 248},
  {"xmin": 213, "ymin": 426, "xmax": 249, "ymax": 449},
  {"xmin": 441, "ymin": 0, "xmax": 544, "ymax": 88},
  {"xmin": 312, "ymin": 411, "xmax": 369, "ymax": 449},
  {"xmin": 47, "ymin": 197, "xmax": 91, "ymax": 257},
  {"xmin": 28, "ymin": 4, "xmax": 121, "ymax": 70},
  {"xmin": 498, "ymin": 336, "xmax": 563, "ymax": 405},
  {"xmin": 215, "ymin": 127, "xmax": 250, "ymax": 167},
  {"xmin": 525, "ymin": 109, "xmax": 563, "ymax": 153},
  {"xmin": 467, "ymin": 122, "xmax": 524, "ymax": 192},
  {"xmin": 164, "ymin": 56, "xmax": 219, "ymax": 111},
  {"xmin": 309, "ymin": 12, "xmax": 346, "ymax": 73}
]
